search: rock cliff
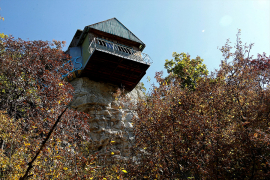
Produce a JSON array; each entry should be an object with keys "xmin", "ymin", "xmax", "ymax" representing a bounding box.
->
[{"xmin": 70, "ymin": 77, "xmax": 145, "ymax": 161}]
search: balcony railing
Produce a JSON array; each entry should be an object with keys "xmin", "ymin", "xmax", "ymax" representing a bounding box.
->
[{"xmin": 88, "ymin": 37, "xmax": 152, "ymax": 65}]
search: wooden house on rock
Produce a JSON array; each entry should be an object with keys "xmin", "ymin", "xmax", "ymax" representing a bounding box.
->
[{"xmin": 65, "ymin": 18, "xmax": 152, "ymax": 91}]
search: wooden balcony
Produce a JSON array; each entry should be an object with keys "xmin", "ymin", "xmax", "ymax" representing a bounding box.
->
[
  {"xmin": 88, "ymin": 38, "xmax": 152, "ymax": 65},
  {"xmin": 66, "ymin": 38, "xmax": 151, "ymax": 91},
  {"xmin": 80, "ymin": 38, "xmax": 151, "ymax": 91}
]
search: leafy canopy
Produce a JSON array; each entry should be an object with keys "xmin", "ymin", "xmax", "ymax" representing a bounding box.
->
[
  {"xmin": 127, "ymin": 31, "xmax": 270, "ymax": 179},
  {"xmin": 164, "ymin": 52, "xmax": 208, "ymax": 89},
  {"xmin": 0, "ymin": 36, "xmax": 97, "ymax": 179}
]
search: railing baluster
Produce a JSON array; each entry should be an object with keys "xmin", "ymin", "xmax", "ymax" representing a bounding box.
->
[{"xmin": 88, "ymin": 37, "xmax": 152, "ymax": 65}]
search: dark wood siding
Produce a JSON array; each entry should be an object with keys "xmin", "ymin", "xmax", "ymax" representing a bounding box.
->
[{"xmin": 80, "ymin": 50, "xmax": 149, "ymax": 91}]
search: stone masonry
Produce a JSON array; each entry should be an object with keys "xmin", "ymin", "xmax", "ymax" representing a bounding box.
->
[{"xmin": 69, "ymin": 77, "xmax": 145, "ymax": 161}]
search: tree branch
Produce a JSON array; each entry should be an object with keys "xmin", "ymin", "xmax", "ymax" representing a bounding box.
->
[{"xmin": 19, "ymin": 107, "xmax": 68, "ymax": 180}]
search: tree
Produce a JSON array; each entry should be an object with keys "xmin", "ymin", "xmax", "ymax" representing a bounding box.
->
[
  {"xmin": 164, "ymin": 52, "xmax": 208, "ymax": 90},
  {"xmin": 0, "ymin": 36, "xmax": 96, "ymax": 179},
  {"xmin": 127, "ymin": 31, "xmax": 270, "ymax": 179}
]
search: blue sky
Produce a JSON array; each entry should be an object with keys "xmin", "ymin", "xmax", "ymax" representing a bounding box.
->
[{"xmin": 1, "ymin": 0, "xmax": 269, "ymax": 90}]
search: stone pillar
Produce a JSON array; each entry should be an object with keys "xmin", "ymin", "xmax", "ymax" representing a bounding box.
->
[{"xmin": 70, "ymin": 77, "xmax": 144, "ymax": 161}]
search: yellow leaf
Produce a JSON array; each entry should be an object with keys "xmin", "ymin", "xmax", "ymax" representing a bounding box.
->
[
  {"xmin": 24, "ymin": 142, "xmax": 30, "ymax": 146},
  {"xmin": 122, "ymin": 169, "xmax": 128, "ymax": 173},
  {"xmin": 63, "ymin": 167, "xmax": 68, "ymax": 170},
  {"xmin": 111, "ymin": 152, "xmax": 114, "ymax": 155}
]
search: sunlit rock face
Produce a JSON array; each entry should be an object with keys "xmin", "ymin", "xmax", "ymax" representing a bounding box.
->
[{"xmin": 70, "ymin": 77, "xmax": 144, "ymax": 161}]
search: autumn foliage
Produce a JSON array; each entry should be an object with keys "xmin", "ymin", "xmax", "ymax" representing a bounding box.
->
[
  {"xmin": 0, "ymin": 37, "xmax": 96, "ymax": 179},
  {"xmin": 127, "ymin": 31, "xmax": 270, "ymax": 179},
  {"xmin": 1, "ymin": 30, "xmax": 270, "ymax": 180}
]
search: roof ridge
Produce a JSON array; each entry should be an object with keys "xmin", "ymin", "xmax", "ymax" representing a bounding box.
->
[
  {"xmin": 112, "ymin": 18, "xmax": 144, "ymax": 47},
  {"xmin": 68, "ymin": 18, "xmax": 146, "ymax": 51},
  {"xmin": 88, "ymin": 18, "xmax": 145, "ymax": 46},
  {"xmin": 87, "ymin": 17, "xmax": 116, "ymax": 27}
]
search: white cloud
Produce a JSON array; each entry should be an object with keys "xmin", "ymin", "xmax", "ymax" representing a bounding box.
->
[{"xmin": 202, "ymin": 30, "xmax": 205, "ymax": 32}]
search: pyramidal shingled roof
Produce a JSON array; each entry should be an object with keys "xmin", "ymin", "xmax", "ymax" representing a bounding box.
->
[{"xmin": 88, "ymin": 18, "xmax": 145, "ymax": 45}]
